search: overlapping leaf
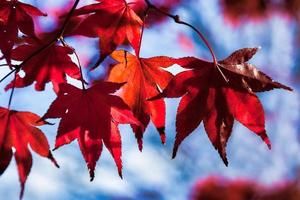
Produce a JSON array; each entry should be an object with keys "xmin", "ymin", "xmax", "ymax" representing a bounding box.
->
[
  {"xmin": 108, "ymin": 50, "xmax": 175, "ymax": 150},
  {"xmin": 72, "ymin": 0, "xmax": 143, "ymax": 65},
  {"xmin": 151, "ymin": 47, "xmax": 292, "ymax": 164},
  {"xmin": 5, "ymin": 37, "xmax": 81, "ymax": 92},
  {"xmin": 0, "ymin": 0, "xmax": 46, "ymax": 63},
  {"xmin": 42, "ymin": 82, "xmax": 139, "ymax": 180},
  {"xmin": 130, "ymin": 0, "xmax": 183, "ymax": 24},
  {"xmin": 0, "ymin": 107, "xmax": 58, "ymax": 199}
]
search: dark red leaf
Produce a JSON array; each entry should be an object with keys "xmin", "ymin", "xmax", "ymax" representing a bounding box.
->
[
  {"xmin": 42, "ymin": 82, "xmax": 139, "ymax": 180},
  {"xmin": 5, "ymin": 37, "xmax": 81, "ymax": 92},
  {"xmin": 72, "ymin": 0, "xmax": 143, "ymax": 65},
  {"xmin": 0, "ymin": 107, "xmax": 58, "ymax": 199},
  {"xmin": 151, "ymin": 47, "xmax": 292, "ymax": 164},
  {"xmin": 0, "ymin": 0, "xmax": 46, "ymax": 63}
]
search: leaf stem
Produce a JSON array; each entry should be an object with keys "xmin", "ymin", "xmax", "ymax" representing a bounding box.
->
[
  {"xmin": 75, "ymin": 51, "xmax": 86, "ymax": 90},
  {"xmin": 0, "ymin": 0, "xmax": 81, "ymax": 84},
  {"xmin": 137, "ymin": 7, "xmax": 150, "ymax": 57},
  {"xmin": 59, "ymin": 37, "xmax": 86, "ymax": 90},
  {"xmin": 7, "ymin": 72, "xmax": 16, "ymax": 109},
  {"xmin": 144, "ymin": 0, "xmax": 218, "ymax": 66}
]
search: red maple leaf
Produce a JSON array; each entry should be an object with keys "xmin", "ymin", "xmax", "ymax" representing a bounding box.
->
[
  {"xmin": 0, "ymin": 0, "xmax": 46, "ymax": 63},
  {"xmin": 151, "ymin": 48, "xmax": 292, "ymax": 164},
  {"xmin": 72, "ymin": 0, "xmax": 143, "ymax": 65},
  {"xmin": 5, "ymin": 37, "xmax": 81, "ymax": 92},
  {"xmin": 42, "ymin": 82, "xmax": 139, "ymax": 180},
  {"xmin": 0, "ymin": 107, "xmax": 58, "ymax": 199},
  {"xmin": 108, "ymin": 50, "xmax": 175, "ymax": 150}
]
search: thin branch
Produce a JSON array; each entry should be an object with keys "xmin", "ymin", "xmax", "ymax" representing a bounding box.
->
[
  {"xmin": 0, "ymin": 69, "xmax": 16, "ymax": 83},
  {"xmin": 0, "ymin": 0, "xmax": 81, "ymax": 84},
  {"xmin": 59, "ymin": 0, "xmax": 81, "ymax": 37},
  {"xmin": 144, "ymin": 0, "xmax": 231, "ymax": 82},
  {"xmin": 145, "ymin": 0, "xmax": 218, "ymax": 66},
  {"xmin": 91, "ymin": 57, "xmax": 102, "ymax": 70}
]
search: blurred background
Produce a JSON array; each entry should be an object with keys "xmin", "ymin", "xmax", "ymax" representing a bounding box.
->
[{"xmin": 1, "ymin": 0, "xmax": 300, "ymax": 199}]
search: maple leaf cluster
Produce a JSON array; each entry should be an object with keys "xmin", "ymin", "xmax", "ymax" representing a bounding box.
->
[
  {"xmin": 191, "ymin": 176, "xmax": 300, "ymax": 200},
  {"xmin": 220, "ymin": 0, "xmax": 300, "ymax": 25},
  {"xmin": 0, "ymin": 0, "xmax": 292, "ymax": 198}
]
